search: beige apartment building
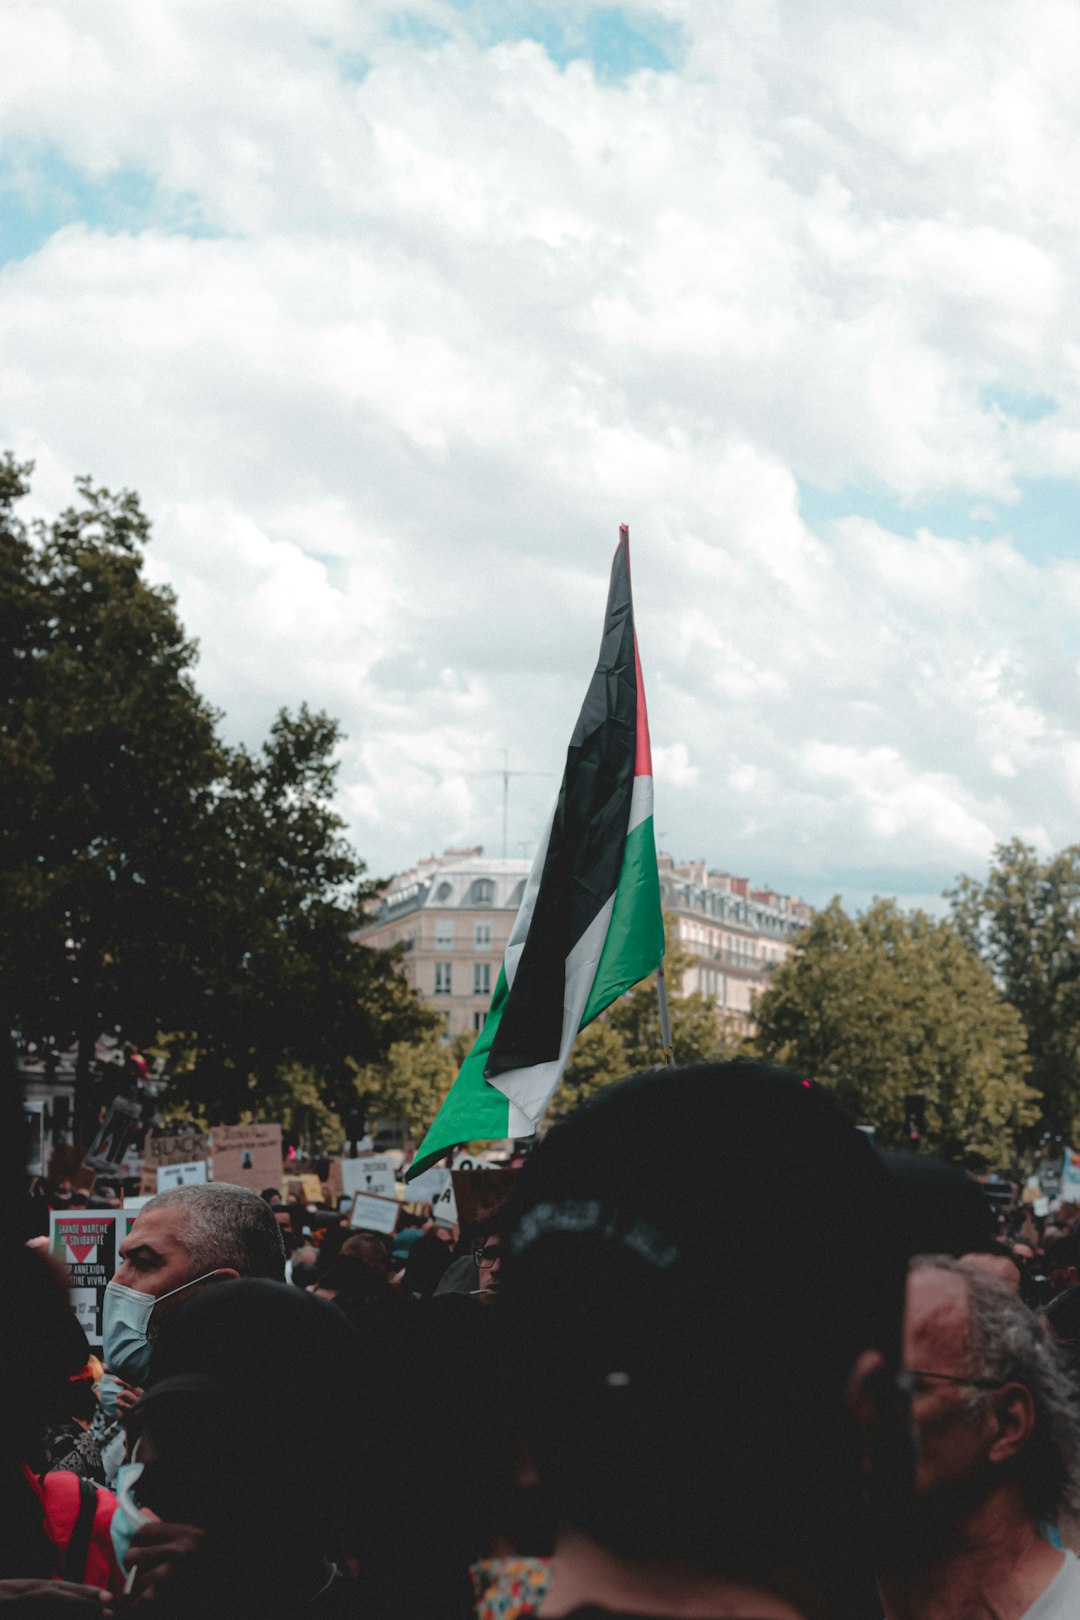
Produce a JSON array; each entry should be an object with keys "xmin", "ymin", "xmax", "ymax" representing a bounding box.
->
[
  {"xmin": 659, "ymin": 854, "xmax": 812, "ymax": 1036},
  {"xmin": 355, "ymin": 848, "xmax": 531, "ymax": 1040},
  {"xmin": 358, "ymin": 845, "xmax": 812, "ymax": 1043}
]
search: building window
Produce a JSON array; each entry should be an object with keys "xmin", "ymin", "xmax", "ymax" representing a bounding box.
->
[
  {"xmin": 435, "ymin": 919, "xmax": 455, "ymax": 948},
  {"xmin": 473, "ymin": 1010, "xmax": 486, "ymax": 1032},
  {"xmin": 470, "ymin": 878, "xmax": 495, "ymax": 906},
  {"xmin": 435, "ymin": 962, "xmax": 452, "ymax": 995},
  {"xmin": 474, "ymin": 921, "xmax": 492, "ymax": 948},
  {"xmin": 435, "ymin": 881, "xmax": 453, "ymax": 902},
  {"xmin": 474, "ymin": 962, "xmax": 491, "ymax": 996}
]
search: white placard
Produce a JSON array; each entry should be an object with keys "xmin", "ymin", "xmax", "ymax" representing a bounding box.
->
[
  {"xmin": 428, "ymin": 1168, "xmax": 458, "ymax": 1228},
  {"xmin": 70, "ymin": 1287, "xmax": 98, "ymax": 1336},
  {"xmin": 404, "ymin": 1167, "xmax": 447, "ymax": 1203},
  {"xmin": 348, "ymin": 1192, "xmax": 400, "ymax": 1235},
  {"xmin": 451, "ymin": 1150, "xmax": 494, "ymax": 1170},
  {"xmin": 341, "ymin": 1156, "xmax": 396, "ymax": 1200},
  {"xmin": 157, "ymin": 1159, "xmax": 208, "ymax": 1190},
  {"xmin": 1034, "ymin": 1196, "xmax": 1050, "ymax": 1218}
]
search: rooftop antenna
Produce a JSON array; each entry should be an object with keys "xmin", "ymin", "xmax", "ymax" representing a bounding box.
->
[{"xmin": 466, "ymin": 750, "xmax": 553, "ymax": 857}]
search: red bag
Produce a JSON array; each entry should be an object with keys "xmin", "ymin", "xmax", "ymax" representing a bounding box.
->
[{"xmin": 23, "ymin": 1464, "xmax": 124, "ymax": 1595}]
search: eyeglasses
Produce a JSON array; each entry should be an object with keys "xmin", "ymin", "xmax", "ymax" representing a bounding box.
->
[
  {"xmin": 474, "ymin": 1245, "xmax": 500, "ymax": 1267},
  {"xmin": 902, "ymin": 1368, "xmax": 1006, "ymax": 1394}
]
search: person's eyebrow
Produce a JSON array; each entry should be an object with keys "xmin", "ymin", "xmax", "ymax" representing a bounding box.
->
[{"xmin": 120, "ymin": 1241, "xmax": 165, "ymax": 1264}]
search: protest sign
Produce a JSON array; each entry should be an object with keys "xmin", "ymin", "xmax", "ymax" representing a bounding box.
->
[
  {"xmin": 451, "ymin": 1150, "xmax": 495, "ymax": 1170},
  {"xmin": 451, "ymin": 1167, "xmax": 516, "ymax": 1230},
  {"xmin": 145, "ymin": 1129, "xmax": 209, "ymax": 1168},
  {"xmin": 49, "ymin": 1211, "xmax": 132, "ymax": 1346},
  {"xmin": 348, "ymin": 1192, "xmax": 400, "ymax": 1235},
  {"xmin": 84, "ymin": 1096, "xmax": 142, "ymax": 1173},
  {"xmin": 139, "ymin": 1166, "xmax": 158, "ymax": 1196},
  {"xmin": 428, "ymin": 1168, "xmax": 458, "ymax": 1228},
  {"xmin": 326, "ymin": 1159, "xmax": 344, "ymax": 1199},
  {"xmin": 404, "ymin": 1166, "xmax": 448, "ymax": 1204},
  {"xmin": 24, "ymin": 1101, "xmax": 45, "ymax": 1176},
  {"xmin": 210, "ymin": 1123, "xmax": 282, "ymax": 1192},
  {"xmin": 341, "ymin": 1156, "xmax": 396, "ymax": 1201},
  {"xmin": 157, "ymin": 1160, "xmax": 208, "ymax": 1191},
  {"xmin": 300, "ymin": 1173, "xmax": 324, "ymax": 1204}
]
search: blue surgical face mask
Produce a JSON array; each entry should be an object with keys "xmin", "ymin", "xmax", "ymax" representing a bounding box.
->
[
  {"xmin": 103, "ymin": 1271, "xmax": 222, "ymax": 1387},
  {"xmin": 110, "ymin": 1450, "xmax": 146, "ymax": 1574},
  {"xmin": 98, "ymin": 1370, "xmax": 124, "ymax": 1420}
]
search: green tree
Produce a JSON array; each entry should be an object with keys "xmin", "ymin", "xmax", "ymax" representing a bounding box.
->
[
  {"xmin": 0, "ymin": 454, "xmax": 224, "ymax": 1133},
  {"xmin": 352, "ymin": 1030, "xmax": 459, "ymax": 1140},
  {"xmin": 0, "ymin": 455, "xmax": 433, "ymax": 1133},
  {"xmin": 948, "ymin": 840, "xmax": 1080, "ymax": 1142},
  {"xmin": 750, "ymin": 898, "xmax": 1039, "ymax": 1168}
]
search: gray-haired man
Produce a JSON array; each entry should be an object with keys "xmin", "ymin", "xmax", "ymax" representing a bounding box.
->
[
  {"xmin": 880, "ymin": 1257, "xmax": 1080, "ymax": 1620},
  {"xmin": 101, "ymin": 1184, "xmax": 285, "ymax": 1421}
]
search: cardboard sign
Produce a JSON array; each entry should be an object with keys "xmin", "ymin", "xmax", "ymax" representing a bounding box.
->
[
  {"xmin": 300, "ymin": 1173, "xmax": 324, "ymax": 1204},
  {"xmin": 210, "ymin": 1124, "xmax": 282, "ymax": 1193},
  {"xmin": 49, "ymin": 1211, "xmax": 132, "ymax": 1346},
  {"xmin": 139, "ymin": 1166, "xmax": 158, "ymax": 1196},
  {"xmin": 145, "ymin": 1129, "xmax": 209, "ymax": 1167},
  {"xmin": 348, "ymin": 1192, "xmax": 400, "ymax": 1235},
  {"xmin": 341, "ymin": 1157, "xmax": 396, "ymax": 1201},
  {"xmin": 24, "ymin": 1101, "xmax": 46, "ymax": 1176},
  {"xmin": 84, "ymin": 1097, "xmax": 143, "ymax": 1174},
  {"xmin": 451, "ymin": 1168, "xmax": 516, "ymax": 1231},
  {"xmin": 326, "ymin": 1159, "xmax": 344, "ymax": 1198},
  {"xmin": 157, "ymin": 1160, "xmax": 208, "ymax": 1191}
]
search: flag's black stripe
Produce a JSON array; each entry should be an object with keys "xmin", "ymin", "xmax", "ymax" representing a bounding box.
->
[{"xmin": 485, "ymin": 535, "xmax": 637, "ymax": 1077}]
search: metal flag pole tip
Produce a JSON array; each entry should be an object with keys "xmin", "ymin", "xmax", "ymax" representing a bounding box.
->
[{"xmin": 656, "ymin": 961, "xmax": 675, "ymax": 1068}]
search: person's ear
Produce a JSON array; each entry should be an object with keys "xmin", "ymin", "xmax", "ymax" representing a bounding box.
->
[
  {"xmin": 206, "ymin": 1268, "xmax": 241, "ymax": 1285},
  {"xmin": 987, "ymin": 1383, "xmax": 1035, "ymax": 1468},
  {"xmin": 846, "ymin": 1349, "xmax": 888, "ymax": 1476}
]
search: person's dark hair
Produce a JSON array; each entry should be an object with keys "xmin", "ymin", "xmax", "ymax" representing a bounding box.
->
[
  {"xmin": 877, "ymin": 1152, "xmax": 997, "ymax": 1258},
  {"xmin": 138, "ymin": 1280, "xmax": 361, "ymax": 1618},
  {"xmin": 259, "ymin": 1187, "xmax": 281, "ymax": 1202},
  {"xmin": 503, "ymin": 1061, "xmax": 909, "ymax": 1596},
  {"xmin": 1043, "ymin": 1283, "xmax": 1080, "ymax": 1388},
  {"xmin": 1045, "ymin": 1227, "xmax": 1080, "ymax": 1278},
  {"xmin": 143, "ymin": 1182, "xmax": 286, "ymax": 1280}
]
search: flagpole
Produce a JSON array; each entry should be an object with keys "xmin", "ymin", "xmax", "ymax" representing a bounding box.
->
[{"xmin": 656, "ymin": 961, "xmax": 675, "ymax": 1068}]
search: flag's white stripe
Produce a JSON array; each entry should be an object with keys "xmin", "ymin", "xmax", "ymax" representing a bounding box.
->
[
  {"xmin": 491, "ymin": 771, "xmax": 656, "ymax": 1131},
  {"xmin": 503, "ymin": 801, "xmax": 555, "ymax": 993},
  {"xmin": 489, "ymin": 890, "xmax": 618, "ymax": 1127},
  {"xmin": 627, "ymin": 772, "xmax": 652, "ymax": 834}
]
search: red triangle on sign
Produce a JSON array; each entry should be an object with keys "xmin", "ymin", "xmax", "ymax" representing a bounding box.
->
[{"xmin": 66, "ymin": 1241, "xmax": 97, "ymax": 1265}]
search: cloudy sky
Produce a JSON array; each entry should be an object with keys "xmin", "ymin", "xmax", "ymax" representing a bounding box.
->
[{"xmin": 3, "ymin": 0, "xmax": 1080, "ymax": 913}]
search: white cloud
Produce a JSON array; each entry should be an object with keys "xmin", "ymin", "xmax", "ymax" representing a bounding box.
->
[{"xmin": 3, "ymin": 0, "xmax": 1080, "ymax": 907}]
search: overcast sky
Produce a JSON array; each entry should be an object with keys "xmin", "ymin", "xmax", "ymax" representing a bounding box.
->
[{"xmin": 3, "ymin": 1, "xmax": 1079, "ymax": 913}]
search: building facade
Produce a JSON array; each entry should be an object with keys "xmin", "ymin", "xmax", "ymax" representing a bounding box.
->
[
  {"xmin": 355, "ymin": 848, "xmax": 531, "ymax": 1040},
  {"xmin": 358, "ymin": 846, "xmax": 811, "ymax": 1043},
  {"xmin": 659, "ymin": 855, "xmax": 812, "ymax": 1036}
]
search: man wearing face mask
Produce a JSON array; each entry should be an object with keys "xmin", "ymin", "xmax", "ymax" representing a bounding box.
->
[{"xmin": 100, "ymin": 1184, "xmax": 286, "ymax": 1438}]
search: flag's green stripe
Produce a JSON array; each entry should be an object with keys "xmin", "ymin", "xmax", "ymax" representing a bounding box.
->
[
  {"xmin": 580, "ymin": 814, "xmax": 664, "ymax": 1026},
  {"xmin": 407, "ymin": 967, "xmax": 511, "ymax": 1178}
]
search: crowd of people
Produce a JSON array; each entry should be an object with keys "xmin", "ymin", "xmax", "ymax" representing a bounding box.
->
[{"xmin": 4, "ymin": 1055, "xmax": 1080, "ymax": 1620}]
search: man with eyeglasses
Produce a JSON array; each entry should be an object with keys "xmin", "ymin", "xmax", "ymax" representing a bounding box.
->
[{"xmin": 879, "ymin": 1256, "xmax": 1080, "ymax": 1620}]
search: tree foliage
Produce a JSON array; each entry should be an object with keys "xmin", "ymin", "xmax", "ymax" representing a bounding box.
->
[
  {"xmin": 351, "ymin": 1030, "xmax": 460, "ymax": 1141},
  {"xmin": 750, "ymin": 898, "xmax": 1039, "ymax": 1168},
  {"xmin": 948, "ymin": 839, "xmax": 1080, "ymax": 1142},
  {"xmin": 0, "ymin": 454, "xmax": 433, "ymax": 1132}
]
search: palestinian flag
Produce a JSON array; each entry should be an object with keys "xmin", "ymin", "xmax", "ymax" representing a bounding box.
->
[{"xmin": 407, "ymin": 526, "xmax": 664, "ymax": 1179}]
